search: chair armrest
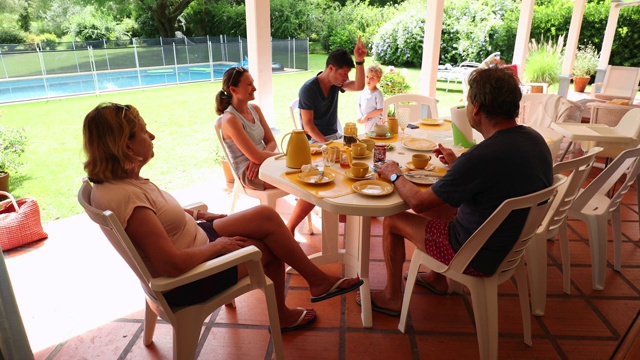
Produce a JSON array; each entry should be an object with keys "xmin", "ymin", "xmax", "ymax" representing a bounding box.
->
[
  {"xmin": 590, "ymin": 83, "xmax": 603, "ymax": 97},
  {"xmin": 149, "ymin": 245, "xmax": 262, "ymax": 291},
  {"xmin": 184, "ymin": 202, "xmax": 208, "ymax": 212}
]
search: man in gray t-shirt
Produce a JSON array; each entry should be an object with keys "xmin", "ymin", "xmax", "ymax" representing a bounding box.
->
[{"xmin": 298, "ymin": 36, "xmax": 367, "ymax": 143}]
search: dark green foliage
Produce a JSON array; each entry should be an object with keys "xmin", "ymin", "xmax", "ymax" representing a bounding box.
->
[{"xmin": 182, "ymin": 0, "xmax": 246, "ymax": 37}]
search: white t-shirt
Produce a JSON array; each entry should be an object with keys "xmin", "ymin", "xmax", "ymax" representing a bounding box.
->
[
  {"xmin": 91, "ymin": 178, "xmax": 208, "ymax": 251},
  {"xmin": 357, "ymin": 88, "xmax": 384, "ymax": 132}
]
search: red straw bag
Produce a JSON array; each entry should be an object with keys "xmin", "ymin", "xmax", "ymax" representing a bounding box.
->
[{"xmin": 0, "ymin": 191, "xmax": 48, "ymax": 251}]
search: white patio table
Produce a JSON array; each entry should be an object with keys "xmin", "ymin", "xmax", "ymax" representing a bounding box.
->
[{"xmin": 259, "ymin": 121, "xmax": 560, "ymax": 328}]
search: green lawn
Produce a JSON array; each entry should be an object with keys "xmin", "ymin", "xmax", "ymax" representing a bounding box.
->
[{"xmin": 1, "ymin": 54, "xmax": 466, "ymax": 223}]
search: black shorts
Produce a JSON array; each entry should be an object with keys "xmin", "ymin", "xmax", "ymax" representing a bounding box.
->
[{"xmin": 163, "ymin": 220, "xmax": 239, "ymax": 307}]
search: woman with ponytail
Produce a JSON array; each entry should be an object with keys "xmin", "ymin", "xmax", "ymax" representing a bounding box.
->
[{"xmin": 215, "ymin": 67, "xmax": 315, "ymax": 235}]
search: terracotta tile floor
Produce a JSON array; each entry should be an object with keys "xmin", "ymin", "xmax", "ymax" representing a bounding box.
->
[{"xmin": 4, "ymin": 161, "xmax": 640, "ymax": 360}]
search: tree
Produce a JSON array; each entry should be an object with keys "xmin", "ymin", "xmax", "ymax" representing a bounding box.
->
[{"xmin": 135, "ymin": 0, "xmax": 195, "ymax": 38}]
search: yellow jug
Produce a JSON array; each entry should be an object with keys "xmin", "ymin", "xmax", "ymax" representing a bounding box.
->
[{"xmin": 280, "ymin": 130, "xmax": 311, "ymax": 169}]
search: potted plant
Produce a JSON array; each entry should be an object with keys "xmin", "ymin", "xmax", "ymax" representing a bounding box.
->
[
  {"xmin": 0, "ymin": 123, "xmax": 28, "ymax": 192},
  {"xmin": 572, "ymin": 44, "xmax": 599, "ymax": 93},
  {"xmin": 524, "ymin": 35, "xmax": 564, "ymax": 93}
]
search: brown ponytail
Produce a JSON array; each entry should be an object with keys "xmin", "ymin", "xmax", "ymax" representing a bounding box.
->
[{"xmin": 215, "ymin": 66, "xmax": 247, "ymax": 115}]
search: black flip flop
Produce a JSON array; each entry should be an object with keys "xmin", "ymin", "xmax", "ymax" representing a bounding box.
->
[
  {"xmin": 404, "ymin": 272, "xmax": 447, "ymax": 295},
  {"xmin": 310, "ymin": 278, "xmax": 364, "ymax": 303},
  {"xmin": 355, "ymin": 293, "xmax": 401, "ymax": 317},
  {"xmin": 269, "ymin": 307, "xmax": 317, "ymax": 334}
]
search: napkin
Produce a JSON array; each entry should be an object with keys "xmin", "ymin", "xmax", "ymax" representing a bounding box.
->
[{"xmin": 450, "ymin": 106, "xmax": 474, "ymax": 148}]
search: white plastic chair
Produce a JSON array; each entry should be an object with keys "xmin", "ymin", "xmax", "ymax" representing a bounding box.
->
[
  {"xmin": 77, "ymin": 179, "xmax": 284, "ymax": 360},
  {"xmin": 561, "ymin": 145, "xmax": 640, "ymax": 292},
  {"xmin": 215, "ymin": 116, "xmax": 314, "ymax": 233},
  {"xmin": 587, "ymin": 101, "xmax": 638, "ymax": 127},
  {"xmin": 382, "ymin": 94, "xmax": 439, "ymax": 129},
  {"xmin": 518, "ymin": 94, "xmax": 582, "ymax": 127},
  {"xmin": 526, "ymin": 147, "xmax": 602, "ymax": 316},
  {"xmin": 289, "ymin": 98, "xmax": 302, "ymax": 129},
  {"xmin": 591, "ymin": 65, "xmax": 640, "ymax": 103},
  {"xmin": 399, "ymin": 175, "xmax": 566, "ymax": 360}
]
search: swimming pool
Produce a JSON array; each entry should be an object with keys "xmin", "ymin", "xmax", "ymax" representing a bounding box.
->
[{"xmin": 0, "ymin": 63, "xmax": 233, "ymax": 103}]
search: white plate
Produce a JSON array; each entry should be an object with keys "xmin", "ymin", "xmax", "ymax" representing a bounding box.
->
[
  {"xmin": 404, "ymin": 171, "xmax": 441, "ymax": 185},
  {"xmin": 309, "ymin": 144, "xmax": 323, "ymax": 155},
  {"xmin": 297, "ymin": 170, "xmax": 336, "ymax": 184},
  {"xmin": 401, "ymin": 137, "xmax": 437, "ymax": 151},
  {"xmin": 344, "ymin": 169, "xmax": 375, "ymax": 180},
  {"xmin": 366, "ymin": 131, "xmax": 394, "ymax": 139},
  {"xmin": 352, "ymin": 180, "xmax": 394, "ymax": 196},
  {"xmin": 352, "ymin": 150, "xmax": 372, "ymax": 158},
  {"xmin": 420, "ymin": 118, "xmax": 444, "ymax": 126}
]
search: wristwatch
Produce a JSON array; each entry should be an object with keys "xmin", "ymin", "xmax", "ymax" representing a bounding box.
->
[{"xmin": 390, "ymin": 173, "xmax": 404, "ymax": 185}]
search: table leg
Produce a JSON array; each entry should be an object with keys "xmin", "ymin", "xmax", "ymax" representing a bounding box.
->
[
  {"xmin": 286, "ymin": 209, "xmax": 344, "ymax": 274},
  {"xmin": 344, "ymin": 215, "xmax": 372, "ymax": 328}
]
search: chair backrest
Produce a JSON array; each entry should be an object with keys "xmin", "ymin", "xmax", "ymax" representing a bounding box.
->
[
  {"xmin": 540, "ymin": 147, "xmax": 603, "ymax": 238},
  {"xmin": 589, "ymin": 102, "xmax": 637, "ymax": 127},
  {"xmin": 572, "ymin": 144, "xmax": 640, "ymax": 215},
  {"xmin": 77, "ymin": 179, "xmax": 155, "ymax": 294},
  {"xmin": 289, "ymin": 98, "xmax": 301, "ymax": 130},
  {"xmin": 447, "ymin": 174, "xmax": 566, "ymax": 276},
  {"xmin": 383, "ymin": 94, "xmax": 439, "ymax": 124},
  {"xmin": 597, "ymin": 65, "xmax": 640, "ymax": 102},
  {"xmin": 518, "ymin": 94, "xmax": 582, "ymax": 127},
  {"xmin": 214, "ymin": 115, "xmax": 245, "ymax": 188}
]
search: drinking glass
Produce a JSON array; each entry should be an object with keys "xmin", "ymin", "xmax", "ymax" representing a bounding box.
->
[
  {"xmin": 398, "ymin": 117, "xmax": 410, "ymax": 139},
  {"xmin": 322, "ymin": 146, "xmax": 337, "ymax": 167}
]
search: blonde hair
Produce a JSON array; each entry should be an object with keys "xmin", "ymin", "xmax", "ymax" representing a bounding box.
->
[
  {"xmin": 83, "ymin": 102, "xmax": 142, "ymax": 184},
  {"xmin": 367, "ymin": 65, "xmax": 383, "ymax": 80}
]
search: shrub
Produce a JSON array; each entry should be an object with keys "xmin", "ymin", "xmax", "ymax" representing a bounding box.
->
[
  {"xmin": 0, "ymin": 124, "xmax": 28, "ymax": 175},
  {"xmin": 524, "ymin": 35, "xmax": 564, "ymax": 84},
  {"xmin": 573, "ymin": 44, "xmax": 599, "ymax": 77},
  {"xmin": 372, "ymin": 11, "xmax": 424, "ymax": 66},
  {"xmin": 379, "ymin": 67, "xmax": 410, "ymax": 96}
]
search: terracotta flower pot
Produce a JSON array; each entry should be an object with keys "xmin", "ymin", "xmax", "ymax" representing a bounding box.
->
[{"xmin": 573, "ymin": 76, "xmax": 590, "ymax": 93}]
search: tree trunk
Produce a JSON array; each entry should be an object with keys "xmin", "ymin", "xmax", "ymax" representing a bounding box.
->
[{"xmin": 136, "ymin": 0, "xmax": 195, "ymax": 38}]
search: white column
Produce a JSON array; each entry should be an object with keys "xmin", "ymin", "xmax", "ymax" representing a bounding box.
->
[
  {"xmin": 246, "ymin": 0, "xmax": 275, "ymax": 128},
  {"xmin": 512, "ymin": 0, "xmax": 534, "ymax": 81},
  {"xmin": 595, "ymin": 3, "xmax": 621, "ymax": 83},
  {"xmin": 558, "ymin": 0, "xmax": 586, "ymax": 97},
  {"xmin": 418, "ymin": 0, "xmax": 444, "ymax": 98}
]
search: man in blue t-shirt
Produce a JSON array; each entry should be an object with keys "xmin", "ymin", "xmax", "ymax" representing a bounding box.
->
[
  {"xmin": 367, "ymin": 67, "xmax": 553, "ymax": 316},
  {"xmin": 298, "ymin": 36, "xmax": 367, "ymax": 143}
]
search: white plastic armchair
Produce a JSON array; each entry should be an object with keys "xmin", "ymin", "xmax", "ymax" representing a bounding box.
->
[
  {"xmin": 77, "ymin": 178, "xmax": 284, "ymax": 360},
  {"xmin": 526, "ymin": 147, "xmax": 602, "ymax": 316},
  {"xmin": 399, "ymin": 175, "xmax": 566, "ymax": 360},
  {"xmin": 561, "ymin": 145, "xmax": 640, "ymax": 292},
  {"xmin": 215, "ymin": 116, "xmax": 314, "ymax": 233},
  {"xmin": 215, "ymin": 116, "xmax": 288, "ymax": 214},
  {"xmin": 289, "ymin": 98, "xmax": 301, "ymax": 129},
  {"xmin": 591, "ymin": 65, "xmax": 640, "ymax": 103}
]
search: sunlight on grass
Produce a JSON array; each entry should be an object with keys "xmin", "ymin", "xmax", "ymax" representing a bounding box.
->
[{"xmin": 1, "ymin": 55, "xmax": 465, "ymax": 223}]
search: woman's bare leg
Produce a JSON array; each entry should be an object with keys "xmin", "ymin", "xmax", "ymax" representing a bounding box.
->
[
  {"xmin": 213, "ymin": 205, "xmax": 360, "ymax": 298},
  {"xmin": 235, "ymin": 244, "xmax": 315, "ymax": 328},
  {"xmin": 286, "ymin": 199, "xmax": 315, "ymax": 234}
]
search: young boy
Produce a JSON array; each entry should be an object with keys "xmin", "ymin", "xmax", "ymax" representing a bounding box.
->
[{"xmin": 357, "ymin": 65, "xmax": 384, "ymax": 132}]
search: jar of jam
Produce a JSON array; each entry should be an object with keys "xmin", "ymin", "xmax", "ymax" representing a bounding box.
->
[
  {"xmin": 374, "ymin": 143, "xmax": 387, "ymax": 163},
  {"xmin": 340, "ymin": 148, "xmax": 352, "ymax": 168},
  {"xmin": 343, "ymin": 122, "xmax": 358, "ymax": 147}
]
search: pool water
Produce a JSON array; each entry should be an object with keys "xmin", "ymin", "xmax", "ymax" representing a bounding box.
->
[{"xmin": 0, "ymin": 64, "xmax": 232, "ymax": 103}]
